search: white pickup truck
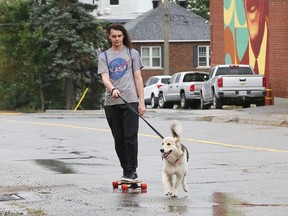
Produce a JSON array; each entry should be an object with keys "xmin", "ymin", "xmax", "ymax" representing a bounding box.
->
[
  {"xmin": 158, "ymin": 71, "xmax": 209, "ymax": 109},
  {"xmin": 200, "ymin": 64, "xmax": 266, "ymax": 109}
]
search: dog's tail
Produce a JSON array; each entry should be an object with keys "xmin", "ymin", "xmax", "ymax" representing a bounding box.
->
[{"xmin": 170, "ymin": 121, "xmax": 181, "ymax": 138}]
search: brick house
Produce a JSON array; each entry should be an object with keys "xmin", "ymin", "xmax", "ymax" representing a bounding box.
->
[
  {"xmin": 124, "ymin": 2, "xmax": 210, "ymax": 81},
  {"xmin": 210, "ymin": 0, "xmax": 288, "ymax": 104}
]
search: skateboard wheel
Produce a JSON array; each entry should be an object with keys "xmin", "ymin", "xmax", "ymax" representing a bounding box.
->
[
  {"xmin": 112, "ymin": 181, "xmax": 119, "ymax": 188},
  {"xmin": 122, "ymin": 184, "xmax": 128, "ymax": 191},
  {"xmin": 141, "ymin": 183, "xmax": 147, "ymax": 190}
]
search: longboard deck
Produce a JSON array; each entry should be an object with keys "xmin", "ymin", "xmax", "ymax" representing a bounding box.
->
[
  {"xmin": 120, "ymin": 179, "xmax": 141, "ymax": 184},
  {"xmin": 112, "ymin": 180, "xmax": 147, "ymax": 191}
]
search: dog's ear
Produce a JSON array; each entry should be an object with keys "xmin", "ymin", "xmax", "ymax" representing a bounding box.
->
[{"xmin": 175, "ymin": 137, "xmax": 181, "ymax": 146}]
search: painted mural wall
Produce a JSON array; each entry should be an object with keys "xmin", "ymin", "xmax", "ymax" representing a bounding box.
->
[{"xmin": 224, "ymin": 0, "xmax": 269, "ymax": 75}]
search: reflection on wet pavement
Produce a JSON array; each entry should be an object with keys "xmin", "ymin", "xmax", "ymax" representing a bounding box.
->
[
  {"xmin": 213, "ymin": 191, "xmax": 288, "ymax": 215},
  {"xmin": 213, "ymin": 192, "xmax": 243, "ymax": 216},
  {"xmin": 165, "ymin": 205, "xmax": 188, "ymax": 214},
  {"xmin": 164, "ymin": 197, "xmax": 188, "ymax": 214},
  {"xmin": 35, "ymin": 159, "xmax": 75, "ymax": 174}
]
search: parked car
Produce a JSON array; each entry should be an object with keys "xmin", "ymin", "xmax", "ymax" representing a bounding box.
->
[
  {"xmin": 200, "ymin": 64, "xmax": 266, "ymax": 109},
  {"xmin": 144, "ymin": 75, "xmax": 171, "ymax": 108},
  {"xmin": 158, "ymin": 71, "xmax": 209, "ymax": 109}
]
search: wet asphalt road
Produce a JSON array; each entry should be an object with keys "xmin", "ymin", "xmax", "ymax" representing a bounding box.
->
[{"xmin": 0, "ymin": 108, "xmax": 288, "ymax": 216}]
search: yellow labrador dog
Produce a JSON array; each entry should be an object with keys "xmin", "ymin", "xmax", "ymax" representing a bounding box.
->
[{"xmin": 160, "ymin": 121, "xmax": 189, "ymax": 197}]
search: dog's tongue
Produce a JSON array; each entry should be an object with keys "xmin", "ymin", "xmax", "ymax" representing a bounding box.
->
[{"xmin": 163, "ymin": 150, "xmax": 172, "ymax": 158}]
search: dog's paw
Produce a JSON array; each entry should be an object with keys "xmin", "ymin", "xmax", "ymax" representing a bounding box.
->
[
  {"xmin": 165, "ymin": 192, "xmax": 172, "ymax": 196},
  {"xmin": 183, "ymin": 186, "xmax": 188, "ymax": 192},
  {"xmin": 171, "ymin": 189, "xmax": 178, "ymax": 197}
]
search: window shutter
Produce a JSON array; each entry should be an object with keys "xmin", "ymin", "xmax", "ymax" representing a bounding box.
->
[
  {"xmin": 193, "ymin": 46, "xmax": 198, "ymax": 67},
  {"xmin": 135, "ymin": 47, "xmax": 141, "ymax": 56},
  {"xmin": 136, "ymin": 46, "xmax": 141, "ymax": 63},
  {"xmin": 161, "ymin": 45, "xmax": 164, "ymax": 68}
]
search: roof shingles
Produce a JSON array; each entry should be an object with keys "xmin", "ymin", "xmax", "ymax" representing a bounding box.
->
[{"xmin": 124, "ymin": 2, "xmax": 210, "ymax": 41}]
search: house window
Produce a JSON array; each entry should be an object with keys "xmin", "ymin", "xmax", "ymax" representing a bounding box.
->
[
  {"xmin": 198, "ymin": 46, "xmax": 210, "ymax": 67},
  {"xmin": 194, "ymin": 45, "xmax": 210, "ymax": 68},
  {"xmin": 110, "ymin": 0, "xmax": 119, "ymax": 5},
  {"xmin": 141, "ymin": 46, "xmax": 161, "ymax": 68}
]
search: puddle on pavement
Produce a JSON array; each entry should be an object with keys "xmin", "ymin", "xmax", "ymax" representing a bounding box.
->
[
  {"xmin": 120, "ymin": 199, "xmax": 140, "ymax": 208},
  {"xmin": 70, "ymin": 151, "xmax": 83, "ymax": 155},
  {"xmin": 0, "ymin": 194, "xmax": 23, "ymax": 202},
  {"xmin": 0, "ymin": 191, "xmax": 44, "ymax": 202},
  {"xmin": 35, "ymin": 159, "xmax": 75, "ymax": 174}
]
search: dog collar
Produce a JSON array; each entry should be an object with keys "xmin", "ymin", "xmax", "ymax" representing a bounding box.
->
[{"xmin": 175, "ymin": 153, "xmax": 184, "ymax": 164}]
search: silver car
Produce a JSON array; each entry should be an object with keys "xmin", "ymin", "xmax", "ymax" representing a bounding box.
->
[{"xmin": 144, "ymin": 75, "xmax": 171, "ymax": 108}]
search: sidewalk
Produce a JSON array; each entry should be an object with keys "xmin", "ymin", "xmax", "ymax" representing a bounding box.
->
[
  {"xmin": 204, "ymin": 104, "xmax": 288, "ymax": 127},
  {"xmin": 145, "ymin": 104, "xmax": 288, "ymax": 127},
  {"xmin": 45, "ymin": 103, "xmax": 288, "ymax": 127}
]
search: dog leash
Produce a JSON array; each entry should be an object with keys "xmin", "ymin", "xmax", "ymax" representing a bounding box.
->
[{"xmin": 119, "ymin": 96, "xmax": 164, "ymax": 139}]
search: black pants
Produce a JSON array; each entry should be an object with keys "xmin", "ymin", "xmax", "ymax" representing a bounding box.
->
[{"xmin": 104, "ymin": 103, "xmax": 139, "ymax": 173}]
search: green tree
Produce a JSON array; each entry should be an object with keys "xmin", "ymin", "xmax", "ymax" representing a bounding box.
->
[
  {"xmin": 186, "ymin": 0, "xmax": 210, "ymax": 20},
  {"xmin": 28, "ymin": 0, "xmax": 106, "ymax": 110},
  {"xmin": 171, "ymin": 0, "xmax": 210, "ymax": 20},
  {"xmin": 0, "ymin": 0, "xmax": 107, "ymax": 111},
  {"xmin": 0, "ymin": 0, "xmax": 41, "ymax": 111}
]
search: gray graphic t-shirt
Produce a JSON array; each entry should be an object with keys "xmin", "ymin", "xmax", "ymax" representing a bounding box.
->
[{"xmin": 98, "ymin": 47, "xmax": 144, "ymax": 106}]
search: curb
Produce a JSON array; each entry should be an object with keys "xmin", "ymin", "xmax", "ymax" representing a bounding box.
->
[
  {"xmin": 210, "ymin": 115, "xmax": 288, "ymax": 127},
  {"xmin": 44, "ymin": 109, "xmax": 288, "ymax": 127}
]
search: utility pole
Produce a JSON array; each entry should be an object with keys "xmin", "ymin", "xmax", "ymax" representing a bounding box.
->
[{"xmin": 163, "ymin": 0, "xmax": 169, "ymax": 75}]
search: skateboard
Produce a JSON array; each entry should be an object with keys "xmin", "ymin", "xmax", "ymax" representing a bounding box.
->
[{"xmin": 112, "ymin": 179, "xmax": 147, "ymax": 192}]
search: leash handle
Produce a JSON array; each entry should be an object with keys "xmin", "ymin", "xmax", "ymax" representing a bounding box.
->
[{"xmin": 119, "ymin": 96, "xmax": 164, "ymax": 139}]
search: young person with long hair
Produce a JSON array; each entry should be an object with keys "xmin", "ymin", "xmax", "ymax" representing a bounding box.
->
[{"xmin": 98, "ymin": 23, "xmax": 146, "ymax": 181}]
